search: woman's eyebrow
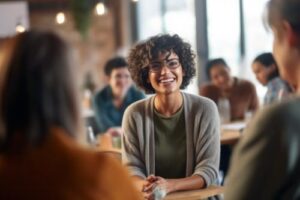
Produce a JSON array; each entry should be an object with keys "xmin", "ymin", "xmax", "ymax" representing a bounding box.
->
[
  {"xmin": 151, "ymin": 57, "xmax": 179, "ymax": 63},
  {"xmin": 165, "ymin": 58, "xmax": 179, "ymax": 61}
]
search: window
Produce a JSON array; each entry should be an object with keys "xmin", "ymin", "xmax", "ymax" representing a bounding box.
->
[
  {"xmin": 207, "ymin": 0, "xmax": 272, "ymax": 102},
  {"xmin": 137, "ymin": 0, "xmax": 197, "ymax": 94},
  {"xmin": 207, "ymin": 0, "xmax": 241, "ymax": 75}
]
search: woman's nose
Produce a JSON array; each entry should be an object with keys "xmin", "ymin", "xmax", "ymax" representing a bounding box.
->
[{"xmin": 160, "ymin": 65, "xmax": 171, "ymax": 74}]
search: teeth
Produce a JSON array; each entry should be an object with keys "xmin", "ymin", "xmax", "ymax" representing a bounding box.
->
[{"xmin": 160, "ymin": 78, "xmax": 174, "ymax": 83}]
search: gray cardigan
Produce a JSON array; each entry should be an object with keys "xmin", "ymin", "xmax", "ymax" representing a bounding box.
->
[{"xmin": 122, "ymin": 92, "xmax": 220, "ymax": 186}]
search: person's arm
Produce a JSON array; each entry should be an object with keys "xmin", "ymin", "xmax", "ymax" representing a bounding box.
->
[
  {"xmin": 135, "ymin": 88, "xmax": 146, "ymax": 100},
  {"xmin": 193, "ymin": 100, "xmax": 220, "ymax": 187},
  {"xmin": 98, "ymin": 154, "xmax": 143, "ymax": 200},
  {"xmin": 199, "ymin": 85, "xmax": 219, "ymax": 104},
  {"xmin": 168, "ymin": 175, "xmax": 206, "ymax": 191},
  {"xmin": 248, "ymin": 83, "xmax": 259, "ymax": 111},
  {"xmin": 131, "ymin": 175, "xmax": 147, "ymax": 192},
  {"xmin": 122, "ymin": 104, "xmax": 147, "ymax": 181},
  {"xmin": 92, "ymin": 95, "xmax": 115, "ymax": 134},
  {"xmin": 225, "ymin": 106, "xmax": 288, "ymax": 200},
  {"xmin": 154, "ymin": 175, "xmax": 205, "ymax": 193},
  {"xmin": 142, "ymin": 175, "xmax": 205, "ymax": 200}
]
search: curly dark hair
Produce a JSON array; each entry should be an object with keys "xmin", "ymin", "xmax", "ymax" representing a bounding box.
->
[
  {"xmin": 104, "ymin": 56, "xmax": 128, "ymax": 76},
  {"xmin": 127, "ymin": 34, "xmax": 196, "ymax": 93}
]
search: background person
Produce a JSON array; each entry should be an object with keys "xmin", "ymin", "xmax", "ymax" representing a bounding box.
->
[
  {"xmin": 252, "ymin": 52, "xmax": 292, "ymax": 105},
  {"xmin": 200, "ymin": 58, "xmax": 259, "ymax": 121},
  {"xmin": 0, "ymin": 30, "xmax": 142, "ymax": 200},
  {"xmin": 123, "ymin": 34, "xmax": 220, "ymax": 199},
  {"xmin": 225, "ymin": 0, "xmax": 300, "ymax": 199},
  {"xmin": 93, "ymin": 56, "xmax": 145, "ymax": 137},
  {"xmin": 200, "ymin": 58, "xmax": 259, "ymax": 185}
]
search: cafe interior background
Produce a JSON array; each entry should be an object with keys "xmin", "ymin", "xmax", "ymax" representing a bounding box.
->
[{"xmin": 0, "ymin": 0, "xmax": 272, "ymax": 116}]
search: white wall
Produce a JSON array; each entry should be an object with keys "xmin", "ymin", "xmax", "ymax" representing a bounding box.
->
[{"xmin": 0, "ymin": 1, "xmax": 29, "ymax": 37}]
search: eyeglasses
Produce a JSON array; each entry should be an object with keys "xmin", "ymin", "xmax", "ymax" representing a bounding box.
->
[{"xmin": 148, "ymin": 59, "xmax": 181, "ymax": 73}]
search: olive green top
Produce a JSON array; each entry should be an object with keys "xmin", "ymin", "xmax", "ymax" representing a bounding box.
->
[{"xmin": 154, "ymin": 104, "xmax": 186, "ymax": 179}]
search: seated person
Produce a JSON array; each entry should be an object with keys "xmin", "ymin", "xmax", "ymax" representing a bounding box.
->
[
  {"xmin": 200, "ymin": 58, "xmax": 259, "ymax": 184},
  {"xmin": 123, "ymin": 34, "xmax": 220, "ymax": 199},
  {"xmin": 225, "ymin": 0, "xmax": 300, "ymax": 198},
  {"xmin": 93, "ymin": 57, "xmax": 145, "ymax": 136},
  {"xmin": 0, "ymin": 30, "xmax": 141, "ymax": 200},
  {"xmin": 252, "ymin": 52, "xmax": 292, "ymax": 105},
  {"xmin": 200, "ymin": 58, "xmax": 259, "ymax": 121}
]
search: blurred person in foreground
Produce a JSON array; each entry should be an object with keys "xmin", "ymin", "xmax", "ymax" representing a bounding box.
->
[
  {"xmin": 93, "ymin": 57, "xmax": 145, "ymax": 137},
  {"xmin": 123, "ymin": 34, "xmax": 220, "ymax": 199},
  {"xmin": 0, "ymin": 30, "xmax": 141, "ymax": 200},
  {"xmin": 252, "ymin": 52, "xmax": 292, "ymax": 105},
  {"xmin": 200, "ymin": 58, "xmax": 259, "ymax": 121},
  {"xmin": 225, "ymin": 0, "xmax": 300, "ymax": 199}
]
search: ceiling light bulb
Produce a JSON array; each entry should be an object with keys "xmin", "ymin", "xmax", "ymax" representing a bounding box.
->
[
  {"xmin": 95, "ymin": 2, "xmax": 106, "ymax": 15},
  {"xmin": 16, "ymin": 24, "xmax": 26, "ymax": 33},
  {"xmin": 56, "ymin": 12, "xmax": 65, "ymax": 24}
]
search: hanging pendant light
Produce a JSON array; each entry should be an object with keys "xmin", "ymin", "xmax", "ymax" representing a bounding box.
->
[
  {"xmin": 95, "ymin": 1, "xmax": 106, "ymax": 16},
  {"xmin": 56, "ymin": 12, "xmax": 66, "ymax": 24},
  {"xmin": 16, "ymin": 24, "xmax": 25, "ymax": 33},
  {"xmin": 15, "ymin": 17, "xmax": 26, "ymax": 33}
]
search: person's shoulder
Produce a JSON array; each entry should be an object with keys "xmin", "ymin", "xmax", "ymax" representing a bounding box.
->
[
  {"xmin": 182, "ymin": 92, "xmax": 217, "ymax": 111},
  {"xmin": 199, "ymin": 83, "xmax": 220, "ymax": 97},
  {"xmin": 234, "ymin": 78, "xmax": 257, "ymax": 95},
  {"xmin": 93, "ymin": 153, "xmax": 142, "ymax": 199},
  {"xmin": 125, "ymin": 96, "xmax": 151, "ymax": 114},
  {"xmin": 71, "ymin": 150, "xmax": 142, "ymax": 199},
  {"xmin": 240, "ymin": 97, "xmax": 300, "ymax": 153},
  {"xmin": 128, "ymin": 86, "xmax": 146, "ymax": 99},
  {"xmin": 269, "ymin": 76, "xmax": 283, "ymax": 84},
  {"xmin": 265, "ymin": 97, "xmax": 300, "ymax": 117},
  {"xmin": 269, "ymin": 77, "xmax": 289, "ymax": 88},
  {"xmin": 252, "ymin": 97, "xmax": 300, "ymax": 131},
  {"xmin": 200, "ymin": 83, "xmax": 218, "ymax": 91},
  {"xmin": 94, "ymin": 86, "xmax": 111, "ymax": 101},
  {"xmin": 94, "ymin": 152, "xmax": 124, "ymax": 173},
  {"xmin": 64, "ymin": 144, "xmax": 123, "ymax": 178},
  {"xmin": 237, "ymin": 77, "xmax": 255, "ymax": 88},
  {"xmin": 129, "ymin": 85, "xmax": 144, "ymax": 94},
  {"xmin": 183, "ymin": 92, "xmax": 214, "ymax": 103}
]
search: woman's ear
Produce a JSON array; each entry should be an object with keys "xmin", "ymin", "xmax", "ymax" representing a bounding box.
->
[{"xmin": 283, "ymin": 21, "xmax": 300, "ymax": 47}]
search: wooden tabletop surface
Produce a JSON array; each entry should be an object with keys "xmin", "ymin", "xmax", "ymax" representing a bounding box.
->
[
  {"xmin": 98, "ymin": 128, "xmax": 242, "ymax": 150},
  {"xmin": 164, "ymin": 185, "xmax": 224, "ymax": 200},
  {"xmin": 221, "ymin": 129, "xmax": 241, "ymax": 145}
]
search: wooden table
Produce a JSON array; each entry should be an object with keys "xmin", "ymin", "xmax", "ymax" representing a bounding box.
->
[
  {"xmin": 220, "ymin": 121, "xmax": 245, "ymax": 145},
  {"xmin": 221, "ymin": 129, "xmax": 241, "ymax": 145},
  {"xmin": 164, "ymin": 185, "xmax": 224, "ymax": 200},
  {"xmin": 98, "ymin": 128, "xmax": 242, "ymax": 150}
]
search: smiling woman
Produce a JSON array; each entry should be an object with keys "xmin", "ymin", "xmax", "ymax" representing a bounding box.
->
[{"xmin": 123, "ymin": 34, "xmax": 220, "ymax": 199}]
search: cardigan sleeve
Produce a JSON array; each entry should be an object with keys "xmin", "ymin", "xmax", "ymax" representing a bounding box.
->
[
  {"xmin": 122, "ymin": 104, "xmax": 147, "ymax": 179},
  {"xmin": 193, "ymin": 100, "xmax": 220, "ymax": 187}
]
